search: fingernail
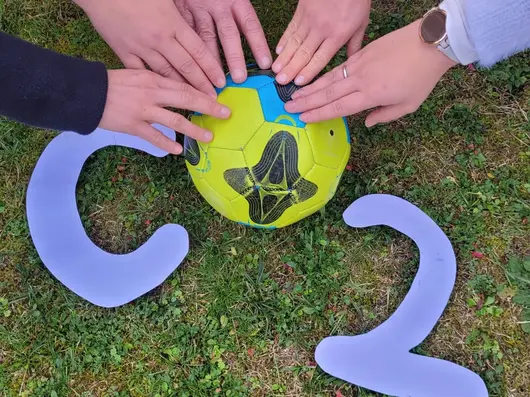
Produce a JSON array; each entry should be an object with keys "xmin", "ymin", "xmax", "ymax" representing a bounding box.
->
[
  {"xmin": 272, "ymin": 62, "xmax": 282, "ymax": 73},
  {"xmin": 294, "ymin": 75, "xmax": 305, "ymax": 85},
  {"xmin": 216, "ymin": 77, "xmax": 226, "ymax": 88},
  {"xmin": 204, "ymin": 131, "xmax": 213, "ymax": 141},
  {"xmin": 291, "ymin": 91, "xmax": 302, "ymax": 99},
  {"xmin": 277, "ymin": 73, "xmax": 288, "ymax": 84},
  {"xmin": 276, "ymin": 46, "xmax": 284, "ymax": 55},
  {"xmin": 285, "ymin": 101, "xmax": 296, "ymax": 111},
  {"xmin": 260, "ymin": 56, "xmax": 272, "ymax": 69},
  {"xmin": 209, "ymin": 91, "xmax": 217, "ymax": 99},
  {"xmin": 220, "ymin": 106, "xmax": 231, "ymax": 117},
  {"xmin": 300, "ymin": 113, "xmax": 309, "ymax": 123},
  {"xmin": 232, "ymin": 69, "xmax": 245, "ymax": 82}
]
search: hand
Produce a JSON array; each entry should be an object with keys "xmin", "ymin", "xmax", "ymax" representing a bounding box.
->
[
  {"xmin": 174, "ymin": 0, "xmax": 272, "ymax": 83},
  {"xmin": 74, "ymin": 0, "xmax": 226, "ymax": 97},
  {"xmin": 285, "ymin": 21, "xmax": 457, "ymax": 126},
  {"xmin": 99, "ymin": 70, "xmax": 231, "ymax": 155},
  {"xmin": 272, "ymin": 0, "xmax": 371, "ymax": 86}
]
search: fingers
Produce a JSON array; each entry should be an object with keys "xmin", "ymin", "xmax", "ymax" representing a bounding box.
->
[
  {"xmin": 365, "ymin": 104, "xmax": 407, "ymax": 127},
  {"xmin": 179, "ymin": 6, "xmax": 196, "ymax": 31},
  {"xmin": 292, "ymin": 63, "xmax": 346, "ymax": 99},
  {"xmin": 216, "ymin": 10, "xmax": 247, "ymax": 83},
  {"xmin": 346, "ymin": 28, "xmax": 365, "ymax": 58},
  {"xmin": 233, "ymin": 0, "xmax": 271, "ymax": 69},
  {"xmin": 120, "ymin": 53, "xmax": 146, "ymax": 70},
  {"xmin": 285, "ymin": 76, "xmax": 359, "ymax": 113},
  {"xmin": 276, "ymin": 12, "xmax": 301, "ymax": 55},
  {"xmin": 143, "ymin": 49, "xmax": 185, "ymax": 83},
  {"xmin": 152, "ymin": 83, "xmax": 231, "ymax": 119},
  {"xmin": 275, "ymin": 31, "xmax": 322, "ymax": 85},
  {"xmin": 162, "ymin": 41, "xmax": 217, "ymax": 98},
  {"xmin": 194, "ymin": 10, "xmax": 222, "ymax": 66},
  {"xmin": 299, "ymin": 92, "xmax": 371, "ymax": 123},
  {"xmin": 135, "ymin": 123, "xmax": 183, "ymax": 155},
  {"xmin": 174, "ymin": 20, "xmax": 227, "ymax": 89},
  {"xmin": 293, "ymin": 38, "xmax": 339, "ymax": 86},
  {"xmin": 147, "ymin": 107, "xmax": 213, "ymax": 143},
  {"xmin": 272, "ymin": 23, "xmax": 310, "ymax": 78}
]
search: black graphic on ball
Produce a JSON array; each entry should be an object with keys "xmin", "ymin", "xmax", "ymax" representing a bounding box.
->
[
  {"xmin": 184, "ymin": 136, "xmax": 201, "ymax": 166},
  {"xmin": 247, "ymin": 67, "xmax": 301, "ymax": 103},
  {"xmin": 224, "ymin": 131, "xmax": 317, "ymax": 225}
]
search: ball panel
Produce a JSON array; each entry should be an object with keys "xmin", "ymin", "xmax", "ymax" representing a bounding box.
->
[
  {"xmin": 186, "ymin": 69, "xmax": 351, "ymax": 229},
  {"xmin": 199, "ymin": 87, "xmax": 265, "ymax": 151},
  {"xmin": 227, "ymin": 126, "xmax": 318, "ymax": 228},
  {"xmin": 184, "ymin": 118, "xmax": 211, "ymax": 180},
  {"xmin": 258, "ymin": 82, "xmax": 306, "ymax": 128},
  {"xmin": 303, "ymin": 163, "xmax": 344, "ymax": 207},
  {"xmin": 305, "ymin": 118, "xmax": 350, "ymax": 170},
  {"xmin": 225, "ymin": 73, "xmax": 273, "ymax": 89},
  {"xmin": 244, "ymin": 122, "xmax": 314, "ymax": 177},
  {"xmin": 195, "ymin": 178, "xmax": 238, "ymax": 222},
  {"xmin": 202, "ymin": 148, "xmax": 246, "ymax": 201}
]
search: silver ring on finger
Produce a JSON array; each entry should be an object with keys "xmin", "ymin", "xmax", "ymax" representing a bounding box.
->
[{"xmin": 342, "ymin": 65, "xmax": 349, "ymax": 79}]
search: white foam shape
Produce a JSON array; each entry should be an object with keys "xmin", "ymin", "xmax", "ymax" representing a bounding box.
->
[
  {"xmin": 26, "ymin": 125, "xmax": 189, "ymax": 308},
  {"xmin": 315, "ymin": 194, "xmax": 488, "ymax": 397}
]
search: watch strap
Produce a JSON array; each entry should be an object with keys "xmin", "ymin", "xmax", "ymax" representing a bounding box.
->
[
  {"xmin": 438, "ymin": 35, "xmax": 460, "ymax": 64},
  {"xmin": 439, "ymin": 0, "xmax": 479, "ymax": 65}
]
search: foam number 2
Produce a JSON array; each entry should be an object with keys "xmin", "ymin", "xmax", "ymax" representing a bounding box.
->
[
  {"xmin": 315, "ymin": 194, "xmax": 488, "ymax": 397},
  {"xmin": 26, "ymin": 125, "xmax": 189, "ymax": 308}
]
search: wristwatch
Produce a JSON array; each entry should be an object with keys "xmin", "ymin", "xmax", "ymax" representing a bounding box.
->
[{"xmin": 419, "ymin": 7, "xmax": 459, "ymax": 64}]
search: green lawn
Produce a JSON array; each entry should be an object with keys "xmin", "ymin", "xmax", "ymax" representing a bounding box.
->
[{"xmin": 1, "ymin": 0, "xmax": 529, "ymax": 396}]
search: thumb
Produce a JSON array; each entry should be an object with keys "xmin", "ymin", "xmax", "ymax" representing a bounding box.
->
[
  {"xmin": 365, "ymin": 104, "xmax": 407, "ymax": 128},
  {"xmin": 346, "ymin": 29, "xmax": 365, "ymax": 58}
]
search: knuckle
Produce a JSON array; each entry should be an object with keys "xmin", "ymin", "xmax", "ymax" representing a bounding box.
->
[
  {"xmin": 190, "ymin": 42, "xmax": 208, "ymax": 60},
  {"xmin": 287, "ymin": 19, "xmax": 298, "ymax": 33},
  {"xmin": 297, "ymin": 46, "xmax": 312, "ymax": 63},
  {"xmin": 179, "ymin": 85, "xmax": 194, "ymax": 103},
  {"xmin": 178, "ymin": 58, "xmax": 195, "ymax": 75},
  {"xmin": 332, "ymin": 100, "xmax": 344, "ymax": 114},
  {"xmin": 331, "ymin": 68, "xmax": 341, "ymax": 82},
  {"xmin": 242, "ymin": 14, "xmax": 261, "ymax": 34},
  {"xmin": 196, "ymin": 80, "xmax": 210, "ymax": 93},
  {"xmin": 325, "ymin": 87, "xmax": 335, "ymax": 102},
  {"xmin": 151, "ymin": 130, "xmax": 163, "ymax": 144},
  {"xmin": 301, "ymin": 95, "xmax": 312, "ymax": 107},
  {"xmin": 198, "ymin": 26, "xmax": 217, "ymax": 42},
  {"xmin": 219, "ymin": 18, "xmax": 238, "ymax": 39},
  {"xmin": 289, "ymin": 33, "xmax": 303, "ymax": 47},
  {"xmin": 313, "ymin": 51, "xmax": 327, "ymax": 65},
  {"xmin": 157, "ymin": 64, "xmax": 175, "ymax": 78},
  {"xmin": 170, "ymin": 113, "xmax": 185, "ymax": 129}
]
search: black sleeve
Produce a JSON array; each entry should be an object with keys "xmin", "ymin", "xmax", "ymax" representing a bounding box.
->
[{"xmin": 0, "ymin": 31, "xmax": 108, "ymax": 134}]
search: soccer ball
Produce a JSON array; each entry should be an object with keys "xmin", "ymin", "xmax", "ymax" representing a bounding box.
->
[{"xmin": 184, "ymin": 67, "xmax": 351, "ymax": 229}]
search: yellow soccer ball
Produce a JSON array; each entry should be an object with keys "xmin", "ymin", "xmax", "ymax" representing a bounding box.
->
[{"xmin": 184, "ymin": 68, "xmax": 351, "ymax": 229}]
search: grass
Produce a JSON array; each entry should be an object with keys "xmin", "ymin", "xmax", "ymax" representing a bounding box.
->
[{"xmin": 1, "ymin": 0, "xmax": 529, "ymax": 396}]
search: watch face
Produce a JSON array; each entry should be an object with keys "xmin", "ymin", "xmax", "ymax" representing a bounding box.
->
[{"xmin": 421, "ymin": 9, "xmax": 447, "ymax": 44}]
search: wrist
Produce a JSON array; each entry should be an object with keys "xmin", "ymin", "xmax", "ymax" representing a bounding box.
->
[
  {"xmin": 410, "ymin": 20, "xmax": 457, "ymax": 72},
  {"xmin": 439, "ymin": 0, "xmax": 479, "ymax": 65},
  {"xmin": 430, "ymin": 41, "xmax": 458, "ymax": 71}
]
